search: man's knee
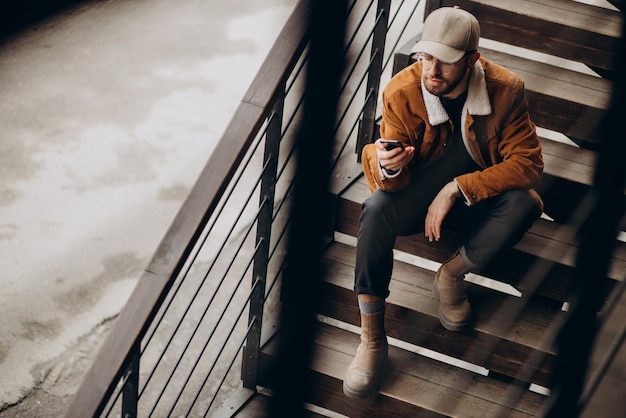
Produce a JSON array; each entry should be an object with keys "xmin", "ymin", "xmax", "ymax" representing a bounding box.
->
[
  {"xmin": 500, "ymin": 189, "xmax": 542, "ymax": 219},
  {"xmin": 360, "ymin": 190, "xmax": 393, "ymax": 223}
]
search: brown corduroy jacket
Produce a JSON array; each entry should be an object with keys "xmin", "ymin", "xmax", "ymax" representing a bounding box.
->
[{"xmin": 362, "ymin": 57, "xmax": 544, "ymax": 211}]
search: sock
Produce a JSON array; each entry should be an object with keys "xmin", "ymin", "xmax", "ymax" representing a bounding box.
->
[
  {"xmin": 358, "ymin": 298, "xmax": 385, "ymax": 314},
  {"xmin": 460, "ymin": 246, "xmax": 481, "ymax": 270}
]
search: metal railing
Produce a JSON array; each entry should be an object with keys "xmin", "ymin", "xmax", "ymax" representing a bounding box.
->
[{"xmin": 64, "ymin": 1, "xmax": 423, "ymax": 416}]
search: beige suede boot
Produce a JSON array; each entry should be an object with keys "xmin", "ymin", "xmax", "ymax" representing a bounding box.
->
[
  {"xmin": 342, "ymin": 309, "xmax": 388, "ymax": 398},
  {"xmin": 432, "ymin": 251, "xmax": 472, "ymax": 331}
]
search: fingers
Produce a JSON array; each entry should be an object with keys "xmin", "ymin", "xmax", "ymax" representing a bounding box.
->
[
  {"xmin": 425, "ymin": 183, "xmax": 457, "ymax": 242},
  {"xmin": 376, "ymin": 139, "xmax": 414, "ymax": 171},
  {"xmin": 425, "ymin": 200, "xmax": 441, "ymax": 242},
  {"xmin": 424, "ymin": 211, "xmax": 441, "ymax": 242},
  {"xmin": 374, "ymin": 139, "xmax": 387, "ymax": 150}
]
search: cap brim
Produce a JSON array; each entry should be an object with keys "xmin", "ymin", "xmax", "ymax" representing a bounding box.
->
[{"xmin": 411, "ymin": 40, "xmax": 465, "ymax": 63}]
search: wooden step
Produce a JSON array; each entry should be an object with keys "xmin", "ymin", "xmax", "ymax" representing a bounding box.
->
[
  {"xmin": 319, "ymin": 241, "xmax": 558, "ymax": 388},
  {"xmin": 233, "ymin": 392, "xmax": 329, "ymax": 418},
  {"xmin": 481, "ymin": 47, "xmax": 610, "ymax": 148},
  {"xmin": 258, "ymin": 320, "xmax": 547, "ymax": 417},
  {"xmin": 424, "ymin": 0, "xmax": 622, "ymax": 74},
  {"xmin": 537, "ymin": 137, "xmax": 601, "ymax": 224}
]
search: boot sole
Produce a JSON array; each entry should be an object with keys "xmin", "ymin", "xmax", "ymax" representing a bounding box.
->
[
  {"xmin": 343, "ymin": 380, "xmax": 377, "ymax": 399},
  {"xmin": 342, "ymin": 356, "xmax": 388, "ymax": 399},
  {"xmin": 432, "ymin": 277, "xmax": 470, "ymax": 332}
]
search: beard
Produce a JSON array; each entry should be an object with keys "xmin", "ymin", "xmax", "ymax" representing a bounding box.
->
[{"xmin": 423, "ymin": 71, "xmax": 466, "ymax": 97}]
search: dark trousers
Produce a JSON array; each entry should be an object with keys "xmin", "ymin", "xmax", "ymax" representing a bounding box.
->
[{"xmin": 354, "ymin": 160, "xmax": 542, "ymax": 298}]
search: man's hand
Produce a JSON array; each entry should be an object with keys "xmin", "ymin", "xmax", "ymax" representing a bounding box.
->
[
  {"xmin": 425, "ymin": 181, "xmax": 460, "ymax": 242},
  {"xmin": 376, "ymin": 139, "xmax": 414, "ymax": 172}
]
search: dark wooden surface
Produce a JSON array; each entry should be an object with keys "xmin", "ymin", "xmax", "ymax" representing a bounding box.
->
[
  {"xmin": 233, "ymin": 393, "xmax": 328, "ymax": 418},
  {"xmin": 257, "ymin": 321, "xmax": 545, "ymax": 417},
  {"xmin": 320, "ymin": 241, "xmax": 557, "ymax": 388}
]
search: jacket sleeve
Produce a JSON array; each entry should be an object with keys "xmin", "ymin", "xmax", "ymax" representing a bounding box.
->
[
  {"xmin": 361, "ymin": 143, "xmax": 410, "ymax": 192},
  {"xmin": 455, "ymin": 78, "xmax": 543, "ymax": 205},
  {"xmin": 361, "ymin": 88, "xmax": 412, "ymax": 192}
]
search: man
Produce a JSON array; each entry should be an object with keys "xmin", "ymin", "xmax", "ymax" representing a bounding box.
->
[{"xmin": 343, "ymin": 6, "xmax": 544, "ymax": 399}]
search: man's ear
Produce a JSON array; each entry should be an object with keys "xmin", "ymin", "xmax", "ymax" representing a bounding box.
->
[{"xmin": 469, "ymin": 51, "xmax": 481, "ymax": 66}]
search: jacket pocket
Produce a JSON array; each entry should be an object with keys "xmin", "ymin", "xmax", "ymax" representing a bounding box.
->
[
  {"xmin": 473, "ymin": 117, "xmax": 497, "ymax": 143},
  {"xmin": 410, "ymin": 120, "xmax": 426, "ymax": 145}
]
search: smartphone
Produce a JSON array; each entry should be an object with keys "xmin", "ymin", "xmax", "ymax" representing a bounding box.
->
[{"xmin": 380, "ymin": 139, "xmax": 405, "ymax": 150}]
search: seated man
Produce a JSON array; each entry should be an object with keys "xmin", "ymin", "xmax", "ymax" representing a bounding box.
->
[{"xmin": 343, "ymin": 6, "xmax": 544, "ymax": 399}]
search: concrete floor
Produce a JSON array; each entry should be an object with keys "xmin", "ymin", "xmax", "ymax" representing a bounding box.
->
[{"xmin": 0, "ymin": 0, "xmax": 296, "ymax": 415}]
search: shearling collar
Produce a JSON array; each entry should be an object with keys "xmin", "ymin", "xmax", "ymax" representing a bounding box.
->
[{"xmin": 421, "ymin": 60, "xmax": 492, "ymax": 126}]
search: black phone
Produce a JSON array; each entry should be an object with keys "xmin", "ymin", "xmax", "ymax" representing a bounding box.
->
[{"xmin": 380, "ymin": 139, "xmax": 405, "ymax": 150}]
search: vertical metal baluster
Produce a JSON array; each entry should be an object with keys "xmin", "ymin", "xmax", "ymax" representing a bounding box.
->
[
  {"xmin": 356, "ymin": 0, "xmax": 391, "ymax": 160},
  {"xmin": 121, "ymin": 342, "xmax": 140, "ymax": 418},
  {"xmin": 242, "ymin": 84, "xmax": 286, "ymax": 389}
]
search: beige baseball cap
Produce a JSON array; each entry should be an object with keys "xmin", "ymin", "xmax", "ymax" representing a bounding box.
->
[{"xmin": 412, "ymin": 6, "xmax": 480, "ymax": 63}]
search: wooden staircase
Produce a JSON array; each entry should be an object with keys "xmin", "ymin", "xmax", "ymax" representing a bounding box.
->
[{"xmin": 245, "ymin": 0, "xmax": 624, "ymax": 416}]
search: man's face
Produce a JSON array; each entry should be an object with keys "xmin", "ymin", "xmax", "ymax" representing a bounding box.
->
[{"xmin": 420, "ymin": 54, "xmax": 470, "ymax": 97}]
